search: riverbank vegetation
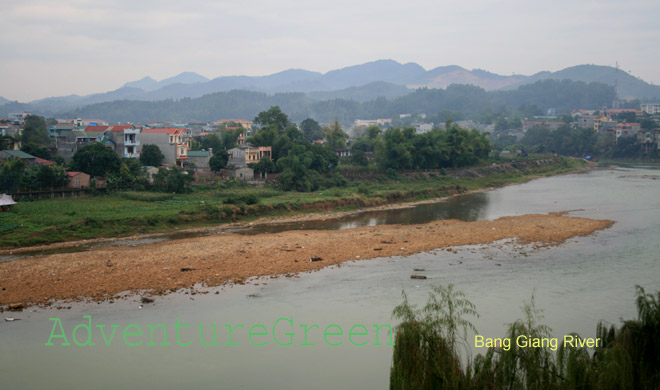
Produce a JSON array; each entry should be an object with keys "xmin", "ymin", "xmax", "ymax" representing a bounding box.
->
[
  {"xmin": 0, "ymin": 156, "xmax": 584, "ymax": 248},
  {"xmin": 390, "ymin": 284, "xmax": 660, "ymax": 389}
]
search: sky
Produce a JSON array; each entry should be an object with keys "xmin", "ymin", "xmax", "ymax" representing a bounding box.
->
[{"xmin": 1, "ymin": 0, "xmax": 659, "ymax": 102}]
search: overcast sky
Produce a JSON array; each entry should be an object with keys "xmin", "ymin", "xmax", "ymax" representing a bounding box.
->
[{"xmin": 1, "ymin": 0, "xmax": 659, "ymax": 102}]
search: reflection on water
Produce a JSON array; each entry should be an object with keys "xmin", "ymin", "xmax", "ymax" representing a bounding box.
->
[
  {"xmin": 233, "ymin": 192, "xmax": 492, "ymax": 235},
  {"xmin": 1, "ymin": 164, "xmax": 660, "ymax": 389}
]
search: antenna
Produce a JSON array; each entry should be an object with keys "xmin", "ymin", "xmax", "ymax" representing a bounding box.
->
[{"xmin": 612, "ymin": 62, "xmax": 620, "ymax": 109}]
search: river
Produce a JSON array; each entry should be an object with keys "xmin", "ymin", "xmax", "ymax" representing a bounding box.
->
[{"xmin": 1, "ymin": 164, "xmax": 659, "ymax": 389}]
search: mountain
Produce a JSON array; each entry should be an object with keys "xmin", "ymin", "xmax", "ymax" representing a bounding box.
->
[
  {"xmin": 122, "ymin": 72, "xmax": 209, "ymax": 92},
  {"xmin": 0, "ymin": 97, "xmax": 9, "ymax": 105},
  {"xmin": 506, "ymin": 65, "xmax": 660, "ymax": 100},
  {"xmin": 158, "ymin": 71, "xmax": 209, "ymax": 86},
  {"xmin": 123, "ymin": 76, "xmax": 158, "ymax": 91},
  {"xmin": 308, "ymin": 81, "xmax": 411, "ymax": 102},
  {"xmin": 4, "ymin": 60, "xmax": 659, "ymax": 117},
  {"xmin": 51, "ymin": 78, "xmax": 614, "ymax": 125},
  {"xmin": 321, "ymin": 59, "xmax": 426, "ymax": 89},
  {"xmin": 409, "ymin": 65, "xmax": 527, "ymax": 90}
]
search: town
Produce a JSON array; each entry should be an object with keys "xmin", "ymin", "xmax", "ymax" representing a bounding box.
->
[{"xmin": 1, "ymin": 101, "xmax": 659, "ymax": 200}]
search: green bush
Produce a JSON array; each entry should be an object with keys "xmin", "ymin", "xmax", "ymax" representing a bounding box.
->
[
  {"xmin": 120, "ymin": 191, "xmax": 174, "ymax": 202},
  {"xmin": 223, "ymin": 193, "xmax": 259, "ymax": 205}
]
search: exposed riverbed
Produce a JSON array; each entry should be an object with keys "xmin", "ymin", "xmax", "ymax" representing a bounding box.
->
[{"xmin": 1, "ymin": 164, "xmax": 659, "ymax": 389}]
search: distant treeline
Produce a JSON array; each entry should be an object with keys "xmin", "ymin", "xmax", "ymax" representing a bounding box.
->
[{"xmin": 1, "ymin": 79, "xmax": 615, "ymax": 125}]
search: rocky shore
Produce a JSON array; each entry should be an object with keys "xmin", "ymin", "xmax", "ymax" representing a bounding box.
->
[{"xmin": 0, "ymin": 212, "xmax": 613, "ymax": 310}]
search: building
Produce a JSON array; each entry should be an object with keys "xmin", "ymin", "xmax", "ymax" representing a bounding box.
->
[
  {"xmin": 139, "ymin": 128, "xmax": 191, "ymax": 167},
  {"xmin": 67, "ymin": 172, "xmax": 91, "ymax": 189},
  {"xmin": 88, "ymin": 125, "xmax": 142, "ymax": 158},
  {"xmin": 74, "ymin": 118, "xmax": 108, "ymax": 127},
  {"xmin": 227, "ymin": 145, "xmax": 272, "ymax": 167},
  {"xmin": 186, "ymin": 149, "xmax": 212, "ymax": 169},
  {"xmin": 0, "ymin": 150, "xmax": 37, "ymax": 165},
  {"xmin": 413, "ymin": 122, "xmax": 434, "ymax": 134},
  {"xmin": 353, "ymin": 119, "xmax": 393, "ymax": 127},
  {"xmin": 641, "ymin": 103, "xmax": 660, "ymax": 115},
  {"xmin": 604, "ymin": 109, "xmax": 643, "ymax": 117},
  {"xmin": 214, "ymin": 119, "xmax": 253, "ymax": 131},
  {"xmin": 606, "ymin": 123, "xmax": 642, "ymax": 144},
  {"xmin": 8, "ymin": 112, "xmax": 30, "ymax": 125},
  {"xmin": 223, "ymin": 166, "xmax": 254, "ymax": 181},
  {"xmin": 522, "ymin": 121, "xmax": 564, "ymax": 132},
  {"xmin": 48, "ymin": 123, "xmax": 75, "ymax": 138}
]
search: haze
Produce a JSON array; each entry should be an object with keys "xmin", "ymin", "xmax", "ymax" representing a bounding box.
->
[{"xmin": 2, "ymin": 0, "xmax": 659, "ymax": 102}]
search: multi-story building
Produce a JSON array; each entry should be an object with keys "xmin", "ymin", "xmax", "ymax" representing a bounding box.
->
[
  {"xmin": 139, "ymin": 128, "xmax": 191, "ymax": 167},
  {"xmin": 641, "ymin": 103, "xmax": 660, "ymax": 115}
]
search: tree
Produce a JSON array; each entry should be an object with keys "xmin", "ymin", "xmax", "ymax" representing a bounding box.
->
[
  {"xmin": 390, "ymin": 284, "xmax": 478, "ymax": 389},
  {"xmin": 209, "ymin": 149, "xmax": 229, "ymax": 172},
  {"xmin": 276, "ymin": 144, "xmax": 338, "ymax": 191},
  {"xmin": 140, "ymin": 144, "xmax": 164, "ymax": 167},
  {"xmin": 641, "ymin": 118, "xmax": 658, "ymax": 130},
  {"xmin": 198, "ymin": 133, "xmax": 223, "ymax": 151},
  {"xmin": 70, "ymin": 142, "xmax": 121, "ymax": 177},
  {"xmin": 21, "ymin": 142, "xmax": 53, "ymax": 160},
  {"xmin": 249, "ymin": 156, "xmax": 276, "ymax": 177},
  {"xmin": 22, "ymin": 164, "xmax": 68, "ymax": 190},
  {"xmin": 152, "ymin": 168, "xmax": 193, "ymax": 193},
  {"xmin": 0, "ymin": 158, "xmax": 26, "ymax": 192},
  {"xmin": 108, "ymin": 158, "xmax": 148, "ymax": 190},
  {"xmin": 221, "ymin": 129, "xmax": 242, "ymax": 150},
  {"xmin": 324, "ymin": 120, "xmax": 348, "ymax": 150},
  {"xmin": 300, "ymin": 118, "xmax": 324, "ymax": 142},
  {"xmin": 21, "ymin": 115, "xmax": 50, "ymax": 145},
  {"xmin": 253, "ymin": 106, "xmax": 289, "ymax": 131}
]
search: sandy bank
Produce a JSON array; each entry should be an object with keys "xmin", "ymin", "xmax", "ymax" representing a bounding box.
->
[{"xmin": 0, "ymin": 212, "xmax": 613, "ymax": 309}]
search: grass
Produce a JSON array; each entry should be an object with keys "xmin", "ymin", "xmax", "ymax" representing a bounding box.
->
[{"xmin": 0, "ymin": 156, "xmax": 586, "ymax": 248}]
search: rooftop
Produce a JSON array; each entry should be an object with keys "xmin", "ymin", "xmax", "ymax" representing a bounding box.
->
[{"xmin": 142, "ymin": 127, "xmax": 190, "ymax": 135}]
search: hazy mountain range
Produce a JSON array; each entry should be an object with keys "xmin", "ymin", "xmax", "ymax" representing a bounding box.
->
[{"xmin": 1, "ymin": 60, "xmax": 659, "ymax": 116}]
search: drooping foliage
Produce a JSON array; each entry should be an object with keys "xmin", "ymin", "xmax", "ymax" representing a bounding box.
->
[{"xmin": 390, "ymin": 285, "xmax": 660, "ymax": 390}]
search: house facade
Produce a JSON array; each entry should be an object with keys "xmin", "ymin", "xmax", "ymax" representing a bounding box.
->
[
  {"xmin": 67, "ymin": 172, "xmax": 91, "ymax": 189},
  {"xmin": 227, "ymin": 145, "xmax": 272, "ymax": 167},
  {"xmin": 139, "ymin": 128, "xmax": 191, "ymax": 167}
]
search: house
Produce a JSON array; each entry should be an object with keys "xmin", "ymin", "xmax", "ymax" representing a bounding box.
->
[
  {"xmin": 0, "ymin": 150, "xmax": 37, "ymax": 165},
  {"xmin": 186, "ymin": 149, "xmax": 212, "ymax": 170},
  {"xmin": 413, "ymin": 122, "xmax": 434, "ymax": 134},
  {"xmin": 353, "ymin": 119, "xmax": 392, "ymax": 127},
  {"xmin": 139, "ymin": 128, "xmax": 191, "ymax": 167},
  {"xmin": 604, "ymin": 123, "xmax": 642, "ymax": 144},
  {"xmin": 223, "ymin": 166, "xmax": 254, "ymax": 181},
  {"xmin": 335, "ymin": 149, "xmax": 351, "ymax": 158},
  {"xmin": 67, "ymin": 172, "xmax": 90, "ymax": 189},
  {"xmin": 88, "ymin": 125, "xmax": 142, "ymax": 158},
  {"xmin": 8, "ymin": 112, "xmax": 30, "ymax": 126},
  {"xmin": 74, "ymin": 118, "xmax": 108, "ymax": 127},
  {"xmin": 227, "ymin": 145, "xmax": 272, "ymax": 167},
  {"xmin": 48, "ymin": 123, "xmax": 75, "ymax": 138},
  {"xmin": 214, "ymin": 119, "xmax": 253, "ymax": 131}
]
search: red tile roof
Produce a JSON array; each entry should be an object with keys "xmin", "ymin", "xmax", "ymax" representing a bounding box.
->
[
  {"xmin": 67, "ymin": 171, "xmax": 86, "ymax": 177},
  {"xmin": 215, "ymin": 119, "xmax": 252, "ymax": 124},
  {"xmin": 142, "ymin": 127, "xmax": 190, "ymax": 135},
  {"xmin": 35, "ymin": 157, "xmax": 54, "ymax": 166},
  {"xmin": 85, "ymin": 125, "xmax": 133, "ymax": 132}
]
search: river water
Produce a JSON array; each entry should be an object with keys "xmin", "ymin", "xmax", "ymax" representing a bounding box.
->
[{"xmin": 1, "ymin": 164, "xmax": 659, "ymax": 389}]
